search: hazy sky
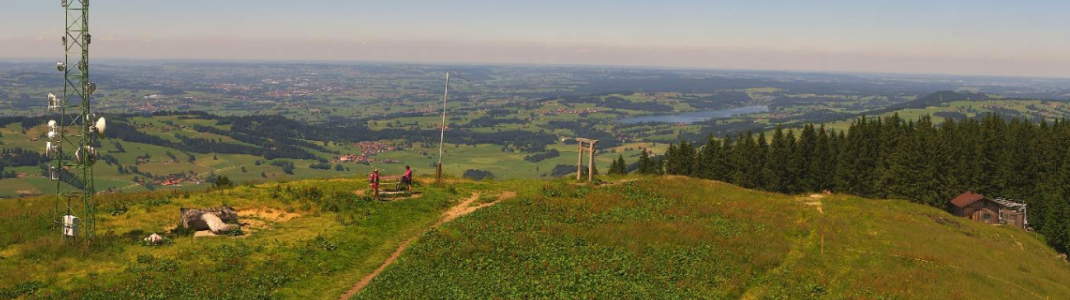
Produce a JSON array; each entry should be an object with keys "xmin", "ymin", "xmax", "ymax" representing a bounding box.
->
[{"xmin": 3, "ymin": 0, "xmax": 1069, "ymax": 78}]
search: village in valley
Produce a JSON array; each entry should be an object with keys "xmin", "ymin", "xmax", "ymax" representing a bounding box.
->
[{"xmin": 335, "ymin": 141, "xmax": 403, "ymax": 165}]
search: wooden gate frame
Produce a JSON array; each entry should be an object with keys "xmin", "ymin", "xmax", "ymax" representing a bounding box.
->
[{"xmin": 575, "ymin": 138, "xmax": 599, "ymax": 182}]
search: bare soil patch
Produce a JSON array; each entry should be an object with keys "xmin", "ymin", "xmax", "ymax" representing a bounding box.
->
[
  {"xmin": 236, "ymin": 208, "xmax": 301, "ymax": 233},
  {"xmin": 340, "ymin": 191, "xmax": 516, "ymax": 299}
]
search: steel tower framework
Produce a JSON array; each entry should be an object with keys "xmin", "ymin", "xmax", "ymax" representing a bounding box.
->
[{"xmin": 52, "ymin": 0, "xmax": 97, "ymax": 242}]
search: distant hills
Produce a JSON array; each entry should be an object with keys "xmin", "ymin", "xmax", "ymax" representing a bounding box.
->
[{"xmin": 864, "ymin": 91, "xmax": 985, "ymax": 116}]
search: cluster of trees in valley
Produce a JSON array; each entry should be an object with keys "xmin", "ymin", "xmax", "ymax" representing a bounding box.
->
[
  {"xmin": 558, "ymin": 95, "xmax": 674, "ymax": 112},
  {"xmin": 0, "ymin": 148, "xmax": 48, "ymax": 179},
  {"xmin": 523, "ymin": 149, "xmax": 560, "ymax": 162},
  {"xmin": 463, "ymin": 169, "xmax": 495, "ymax": 181},
  {"xmin": 646, "ymin": 113, "xmax": 1070, "ymax": 253}
]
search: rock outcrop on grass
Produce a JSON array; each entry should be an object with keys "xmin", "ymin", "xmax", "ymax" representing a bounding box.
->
[{"xmin": 180, "ymin": 206, "xmax": 240, "ymax": 233}]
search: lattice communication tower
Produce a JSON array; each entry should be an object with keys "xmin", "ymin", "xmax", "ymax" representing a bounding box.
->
[{"xmin": 49, "ymin": 0, "xmax": 105, "ymax": 242}]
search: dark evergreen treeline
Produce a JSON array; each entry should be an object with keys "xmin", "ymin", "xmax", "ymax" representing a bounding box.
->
[
  {"xmin": 368, "ymin": 128, "xmax": 559, "ymax": 152},
  {"xmin": 467, "ymin": 116, "xmax": 525, "ymax": 128},
  {"xmin": 557, "ymin": 95, "xmax": 673, "ymax": 112},
  {"xmin": 462, "ymin": 169, "xmax": 495, "ymax": 181},
  {"xmin": 678, "ymin": 91, "xmax": 752, "ymax": 110},
  {"xmin": 271, "ymin": 161, "xmax": 295, "ymax": 175},
  {"xmin": 188, "ymin": 126, "xmax": 318, "ymax": 160},
  {"xmin": 0, "ymin": 148, "xmax": 49, "ymax": 167},
  {"xmin": 549, "ymin": 121, "xmax": 621, "ymax": 149},
  {"xmin": 8, "ymin": 112, "xmax": 562, "ymax": 164},
  {"xmin": 602, "ymin": 96, "xmax": 674, "ymax": 112},
  {"xmin": 550, "ymin": 165, "xmax": 577, "ymax": 177},
  {"xmin": 651, "ymin": 114, "xmax": 1070, "ymax": 253},
  {"xmin": 523, "ymin": 149, "xmax": 560, "ymax": 163},
  {"xmin": 607, "ymin": 155, "xmax": 627, "ymax": 175},
  {"xmin": 0, "ymin": 148, "xmax": 50, "ymax": 179}
]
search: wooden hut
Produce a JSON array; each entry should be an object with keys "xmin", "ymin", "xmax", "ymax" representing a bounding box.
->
[{"xmin": 950, "ymin": 191, "xmax": 1028, "ymax": 230}]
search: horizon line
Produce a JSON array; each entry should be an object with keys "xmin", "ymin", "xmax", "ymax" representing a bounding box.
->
[{"xmin": 2, "ymin": 56, "xmax": 1070, "ymax": 81}]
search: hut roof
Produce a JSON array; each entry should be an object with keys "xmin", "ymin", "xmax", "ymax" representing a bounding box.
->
[{"xmin": 951, "ymin": 191, "xmax": 985, "ymax": 208}]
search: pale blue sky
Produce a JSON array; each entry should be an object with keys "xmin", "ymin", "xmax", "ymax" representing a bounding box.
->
[{"xmin": 2, "ymin": 0, "xmax": 1069, "ymax": 77}]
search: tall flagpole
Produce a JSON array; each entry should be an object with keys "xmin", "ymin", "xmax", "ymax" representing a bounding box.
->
[{"xmin": 436, "ymin": 72, "xmax": 450, "ymax": 183}]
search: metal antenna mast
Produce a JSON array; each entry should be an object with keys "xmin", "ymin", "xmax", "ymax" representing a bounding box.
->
[
  {"xmin": 51, "ymin": 0, "xmax": 104, "ymax": 243},
  {"xmin": 435, "ymin": 72, "xmax": 466, "ymax": 184}
]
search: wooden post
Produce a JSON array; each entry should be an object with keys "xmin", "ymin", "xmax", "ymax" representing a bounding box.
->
[
  {"xmin": 587, "ymin": 144, "xmax": 595, "ymax": 182},
  {"xmin": 576, "ymin": 144, "xmax": 583, "ymax": 180},
  {"xmin": 436, "ymin": 163, "xmax": 443, "ymax": 184}
]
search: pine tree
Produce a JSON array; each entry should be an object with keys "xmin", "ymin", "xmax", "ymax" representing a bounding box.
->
[
  {"xmin": 696, "ymin": 135, "xmax": 720, "ymax": 179},
  {"xmin": 729, "ymin": 132, "xmax": 751, "ymax": 187},
  {"xmin": 650, "ymin": 153, "xmax": 659, "ymax": 174},
  {"xmin": 797, "ymin": 124, "xmax": 818, "ymax": 191},
  {"xmin": 716, "ymin": 134, "xmax": 733, "ymax": 182},
  {"xmin": 784, "ymin": 129, "xmax": 801, "ymax": 193},
  {"xmin": 976, "ymin": 114, "xmax": 1009, "ymax": 194},
  {"xmin": 808, "ymin": 125, "xmax": 834, "ymax": 190},
  {"xmin": 765, "ymin": 126, "xmax": 788, "ymax": 192},
  {"xmin": 885, "ymin": 118, "xmax": 923, "ymax": 202},
  {"xmin": 664, "ymin": 143, "xmax": 681, "ymax": 175},
  {"xmin": 637, "ymin": 148, "xmax": 655, "ymax": 175},
  {"xmin": 832, "ymin": 129, "xmax": 851, "ymax": 193},
  {"xmin": 609, "ymin": 154, "xmax": 627, "ymax": 175},
  {"xmin": 676, "ymin": 140, "xmax": 696, "ymax": 176},
  {"xmin": 755, "ymin": 131, "xmax": 771, "ymax": 190},
  {"xmin": 913, "ymin": 116, "xmax": 946, "ymax": 206},
  {"xmin": 611, "ymin": 156, "xmax": 621, "ymax": 175}
]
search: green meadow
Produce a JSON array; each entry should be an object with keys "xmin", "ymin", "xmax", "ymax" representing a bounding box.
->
[{"xmin": 359, "ymin": 177, "xmax": 1070, "ymax": 299}]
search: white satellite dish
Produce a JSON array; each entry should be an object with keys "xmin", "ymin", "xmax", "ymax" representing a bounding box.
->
[
  {"xmin": 46, "ymin": 142, "xmax": 60, "ymax": 156},
  {"xmin": 48, "ymin": 120, "xmax": 57, "ymax": 129},
  {"xmin": 87, "ymin": 82, "xmax": 97, "ymax": 94},
  {"xmin": 75, "ymin": 146, "xmax": 97, "ymax": 164},
  {"xmin": 56, "ymin": 61, "xmax": 65, "ymax": 72},
  {"xmin": 47, "ymin": 93, "xmax": 59, "ymax": 111},
  {"xmin": 93, "ymin": 117, "xmax": 106, "ymax": 137}
]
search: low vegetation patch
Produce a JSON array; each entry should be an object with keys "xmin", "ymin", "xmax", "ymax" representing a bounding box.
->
[{"xmin": 357, "ymin": 177, "xmax": 1070, "ymax": 299}]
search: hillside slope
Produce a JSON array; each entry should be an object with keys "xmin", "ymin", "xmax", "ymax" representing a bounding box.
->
[
  {"xmin": 1, "ymin": 176, "xmax": 1068, "ymax": 299},
  {"xmin": 0, "ymin": 176, "xmax": 518, "ymax": 299},
  {"xmin": 358, "ymin": 177, "xmax": 1070, "ymax": 299}
]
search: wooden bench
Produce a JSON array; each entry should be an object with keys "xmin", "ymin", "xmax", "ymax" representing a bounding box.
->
[{"xmin": 370, "ymin": 179, "xmax": 412, "ymax": 198}]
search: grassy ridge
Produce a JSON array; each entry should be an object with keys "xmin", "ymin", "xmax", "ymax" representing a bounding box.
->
[
  {"xmin": 3, "ymin": 175, "xmax": 1069, "ymax": 299},
  {"xmin": 358, "ymin": 177, "xmax": 1070, "ymax": 299}
]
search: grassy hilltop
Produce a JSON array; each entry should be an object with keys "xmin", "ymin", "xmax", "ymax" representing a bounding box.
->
[{"xmin": 2, "ymin": 176, "xmax": 1069, "ymax": 299}]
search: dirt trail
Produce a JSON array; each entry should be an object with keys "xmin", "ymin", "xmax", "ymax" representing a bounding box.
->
[
  {"xmin": 340, "ymin": 191, "xmax": 516, "ymax": 300},
  {"xmin": 803, "ymin": 194, "xmax": 825, "ymax": 214},
  {"xmin": 1007, "ymin": 232, "xmax": 1025, "ymax": 250}
]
